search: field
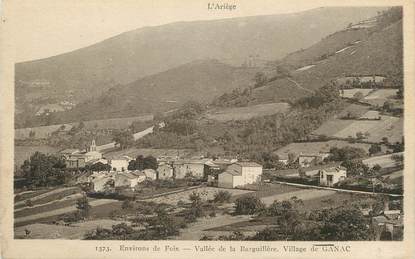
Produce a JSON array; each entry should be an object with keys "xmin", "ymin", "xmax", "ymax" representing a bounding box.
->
[
  {"xmin": 205, "ymin": 102, "xmax": 290, "ymax": 122},
  {"xmin": 313, "ymin": 115, "xmax": 403, "ymax": 143},
  {"xmin": 15, "ymin": 115, "xmax": 153, "ymax": 140},
  {"xmin": 14, "ymin": 145, "xmax": 59, "ymax": 169},
  {"xmin": 274, "ymin": 140, "xmax": 373, "ymax": 158},
  {"xmin": 15, "ymin": 219, "xmax": 129, "ymax": 239},
  {"xmin": 340, "ymin": 89, "xmax": 374, "ymax": 98},
  {"xmin": 148, "ymin": 187, "xmax": 254, "ymax": 205},
  {"xmin": 364, "ymin": 89, "xmax": 398, "ymax": 100},
  {"xmin": 362, "ymin": 89, "xmax": 399, "ymax": 106},
  {"xmin": 363, "ymin": 152, "xmax": 403, "ymax": 168},
  {"xmin": 333, "ymin": 115, "xmax": 403, "ymax": 142}
]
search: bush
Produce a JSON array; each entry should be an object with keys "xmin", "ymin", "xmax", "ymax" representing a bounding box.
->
[
  {"xmin": 122, "ymin": 199, "xmax": 134, "ymax": 210},
  {"xmin": 234, "ymin": 195, "xmax": 265, "ymax": 215},
  {"xmin": 213, "ymin": 191, "xmax": 232, "ymax": 203}
]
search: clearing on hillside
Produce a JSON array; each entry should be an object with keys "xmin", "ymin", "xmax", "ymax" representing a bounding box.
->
[
  {"xmin": 205, "ymin": 103, "xmax": 290, "ymax": 121},
  {"xmin": 313, "ymin": 115, "xmax": 403, "ymax": 143}
]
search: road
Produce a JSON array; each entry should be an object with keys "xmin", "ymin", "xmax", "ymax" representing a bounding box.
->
[{"xmin": 271, "ymin": 180, "xmax": 403, "ymax": 197}]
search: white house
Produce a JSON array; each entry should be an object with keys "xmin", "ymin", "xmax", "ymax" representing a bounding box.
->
[
  {"xmin": 218, "ymin": 162, "xmax": 262, "ymax": 188},
  {"xmin": 114, "ymin": 171, "xmax": 146, "ymax": 189},
  {"xmin": 109, "ymin": 158, "xmax": 130, "ymax": 172},
  {"xmin": 318, "ymin": 166, "xmax": 347, "ymax": 187}
]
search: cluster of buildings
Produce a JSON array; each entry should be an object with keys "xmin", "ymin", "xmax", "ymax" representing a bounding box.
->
[{"xmin": 63, "ymin": 140, "xmax": 264, "ymax": 192}]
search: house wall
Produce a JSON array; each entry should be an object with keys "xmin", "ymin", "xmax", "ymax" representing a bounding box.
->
[
  {"xmin": 66, "ymin": 158, "xmax": 86, "ymax": 169},
  {"xmin": 110, "ymin": 160, "xmax": 129, "ymax": 172},
  {"xmin": 158, "ymin": 165, "xmax": 173, "ymax": 180},
  {"xmin": 173, "ymin": 163, "xmax": 205, "ymax": 179},
  {"xmin": 218, "ymin": 172, "xmax": 234, "ymax": 188},
  {"xmin": 319, "ymin": 169, "xmax": 347, "ymax": 187},
  {"xmin": 241, "ymin": 166, "xmax": 262, "ymax": 185}
]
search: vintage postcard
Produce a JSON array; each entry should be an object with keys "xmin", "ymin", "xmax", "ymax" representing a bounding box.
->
[{"xmin": 0, "ymin": 0, "xmax": 414, "ymax": 258}]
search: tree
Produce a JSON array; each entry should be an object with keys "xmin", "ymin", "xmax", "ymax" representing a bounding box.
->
[
  {"xmin": 128, "ymin": 155, "xmax": 158, "ymax": 170},
  {"xmin": 20, "ymin": 151, "xmax": 67, "ymax": 187},
  {"xmin": 253, "ymin": 72, "xmax": 268, "ymax": 88},
  {"xmin": 329, "ymin": 146, "xmax": 366, "ymax": 162},
  {"xmin": 76, "ymin": 195, "xmax": 91, "ymax": 219},
  {"xmin": 381, "ymin": 137, "xmax": 389, "ymax": 145},
  {"xmin": 309, "ymin": 206, "xmax": 370, "ymax": 240},
  {"xmin": 341, "ymin": 159, "xmax": 369, "ymax": 176},
  {"xmin": 369, "ymin": 144, "xmax": 382, "ymax": 156},
  {"xmin": 234, "ymin": 195, "xmax": 265, "ymax": 215},
  {"xmin": 112, "ymin": 131, "xmax": 134, "ymax": 149},
  {"xmin": 88, "ymin": 162, "xmax": 111, "ymax": 172}
]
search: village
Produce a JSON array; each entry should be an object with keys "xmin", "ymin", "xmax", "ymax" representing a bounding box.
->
[
  {"xmin": 11, "ymin": 6, "xmax": 405, "ymax": 242},
  {"xmin": 14, "ymin": 131, "xmax": 404, "ymax": 241}
]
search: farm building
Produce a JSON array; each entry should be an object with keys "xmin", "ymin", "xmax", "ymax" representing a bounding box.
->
[
  {"xmin": 298, "ymin": 153, "xmax": 330, "ymax": 167},
  {"xmin": 157, "ymin": 163, "xmax": 174, "ymax": 180},
  {"xmin": 218, "ymin": 162, "xmax": 262, "ymax": 188},
  {"xmin": 114, "ymin": 171, "xmax": 146, "ymax": 189},
  {"xmin": 318, "ymin": 166, "xmax": 347, "ymax": 187},
  {"xmin": 143, "ymin": 168, "xmax": 157, "ymax": 180},
  {"xmin": 173, "ymin": 159, "xmax": 210, "ymax": 179}
]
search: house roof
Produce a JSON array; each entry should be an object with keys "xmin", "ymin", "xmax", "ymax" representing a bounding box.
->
[
  {"xmin": 118, "ymin": 171, "xmax": 145, "ymax": 179},
  {"xmin": 235, "ymin": 161, "xmax": 262, "ymax": 167},
  {"xmin": 323, "ymin": 166, "xmax": 347, "ymax": 173},
  {"xmin": 60, "ymin": 148, "xmax": 80, "ymax": 154},
  {"xmin": 174, "ymin": 159, "xmax": 211, "ymax": 165},
  {"xmin": 222, "ymin": 170, "xmax": 242, "ymax": 176}
]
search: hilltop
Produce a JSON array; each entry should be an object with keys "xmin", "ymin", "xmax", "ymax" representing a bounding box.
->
[{"xmin": 15, "ymin": 7, "xmax": 385, "ymax": 127}]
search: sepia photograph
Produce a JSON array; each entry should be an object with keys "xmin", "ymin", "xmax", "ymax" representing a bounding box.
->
[{"xmin": 1, "ymin": 1, "xmax": 414, "ymax": 257}]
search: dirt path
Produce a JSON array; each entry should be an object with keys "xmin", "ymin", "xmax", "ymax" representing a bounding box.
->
[
  {"xmin": 287, "ymin": 78, "xmax": 313, "ymax": 93},
  {"xmin": 15, "ymin": 187, "xmax": 79, "ymax": 207},
  {"xmin": 271, "ymin": 180, "xmax": 403, "ymax": 197},
  {"xmin": 15, "ymin": 199, "xmax": 118, "ymax": 224},
  {"xmin": 175, "ymin": 214, "xmax": 251, "ymax": 240}
]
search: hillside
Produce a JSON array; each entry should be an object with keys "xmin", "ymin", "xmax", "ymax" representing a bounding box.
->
[
  {"xmin": 246, "ymin": 10, "xmax": 403, "ymax": 104},
  {"xmin": 15, "ymin": 7, "xmax": 385, "ymax": 125},
  {"xmin": 28, "ymin": 60, "xmax": 260, "ymax": 124}
]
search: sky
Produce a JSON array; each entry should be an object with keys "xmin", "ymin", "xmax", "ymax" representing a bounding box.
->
[{"xmin": 3, "ymin": 0, "xmax": 321, "ymax": 62}]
